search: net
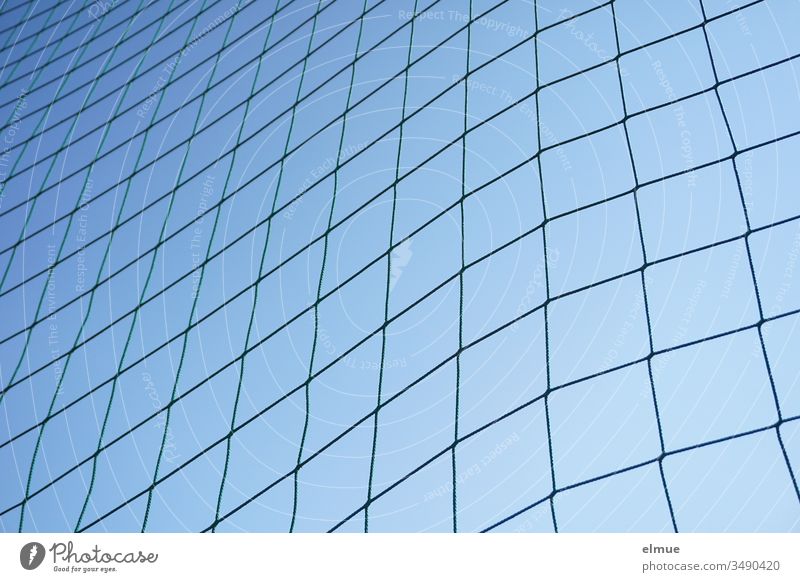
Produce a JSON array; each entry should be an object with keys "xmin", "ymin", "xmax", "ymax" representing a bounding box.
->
[{"xmin": 0, "ymin": 0, "xmax": 798, "ymax": 533}]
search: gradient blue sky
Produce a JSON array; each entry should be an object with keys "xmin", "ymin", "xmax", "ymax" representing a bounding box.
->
[{"xmin": 0, "ymin": 0, "xmax": 799, "ymax": 533}]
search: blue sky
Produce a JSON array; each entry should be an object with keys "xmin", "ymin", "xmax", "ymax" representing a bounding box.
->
[{"xmin": 0, "ymin": 0, "xmax": 799, "ymax": 533}]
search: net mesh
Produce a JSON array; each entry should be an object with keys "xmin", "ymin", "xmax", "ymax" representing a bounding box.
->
[{"xmin": 0, "ymin": 0, "xmax": 799, "ymax": 532}]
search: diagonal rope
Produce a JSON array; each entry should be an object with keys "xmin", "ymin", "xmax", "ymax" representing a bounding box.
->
[
  {"xmin": 0, "ymin": 0, "xmax": 152, "ymax": 412},
  {"xmin": 1, "ymin": 0, "xmax": 791, "ymax": 532},
  {"xmin": 0, "ymin": 0, "xmax": 159, "ymax": 289},
  {"xmin": 209, "ymin": 0, "xmax": 283, "ymax": 533},
  {"xmin": 4, "ymin": 68, "xmax": 800, "ymax": 505},
  {"xmin": 0, "ymin": 0, "xmax": 144, "ymax": 88},
  {"xmin": 0, "ymin": 0, "xmax": 64, "ymax": 87},
  {"xmin": 87, "ymin": 295, "xmax": 800, "ymax": 532},
  {"xmin": 0, "ymin": 0, "xmax": 86, "ymax": 210},
  {"xmin": 0, "ymin": 0, "xmax": 82, "ymax": 86},
  {"xmin": 696, "ymin": 0, "xmax": 800, "ymax": 503},
  {"xmin": 68, "ymin": 185, "xmax": 800, "ymax": 533},
  {"xmin": 1, "ymin": 0, "xmax": 535, "ymax": 429},
  {"xmin": 0, "ymin": 0, "xmax": 664, "ymax": 285},
  {"xmin": 273, "ymin": 0, "xmax": 323, "ymax": 533},
  {"xmin": 0, "ymin": 0, "xmax": 132, "ymax": 57},
  {"xmin": 138, "ymin": 0, "xmax": 251, "ymax": 532},
  {"xmin": 0, "ymin": 0, "xmax": 767, "ymax": 361},
  {"xmin": 0, "ymin": 0, "xmax": 217, "ymax": 130},
  {"xmin": 287, "ymin": 0, "xmax": 371, "ymax": 533},
  {"xmin": 7, "ymin": 135, "xmax": 797, "ymax": 488},
  {"xmin": 72, "ymin": 0, "xmax": 216, "ymax": 532},
  {"xmin": 4, "ymin": 40, "xmax": 799, "ymax": 458},
  {"xmin": 484, "ymin": 413, "xmax": 800, "ymax": 532},
  {"xmin": 15, "ymin": 0, "xmax": 181, "ymax": 532},
  {"xmin": 0, "ymin": 3, "xmax": 83, "ymax": 127},
  {"xmin": 14, "ymin": 218, "xmax": 800, "ymax": 529},
  {"xmin": 374, "ymin": 410, "xmax": 800, "ymax": 533},
  {"xmin": 0, "ymin": 0, "xmax": 333, "ymax": 200},
  {"xmin": 0, "ymin": 0, "xmax": 604, "ymax": 381},
  {"xmin": 0, "ymin": 0, "xmax": 40, "ymax": 23},
  {"xmin": 0, "ymin": 0, "xmax": 769, "ymax": 221},
  {"xmin": 364, "ymin": 0, "xmax": 419, "ymax": 534},
  {"xmin": 0, "ymin": 0, "xmax": 452, "ymax": 255},
  {"xmin": 608, "ymin": 0, "xmax": 678, "ymax": 531}
]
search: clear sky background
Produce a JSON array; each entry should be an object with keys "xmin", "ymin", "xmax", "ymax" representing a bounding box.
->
[{"xmin": 0, "ymin": 0, "xmax": 799, "ymax": 532}]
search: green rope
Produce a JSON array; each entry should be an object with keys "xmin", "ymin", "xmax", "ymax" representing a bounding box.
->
[
  {"xmin": 135, "ymin": 0, "xmax": 247, "ymax": 532},
  {"xmin": 0, "ymin": 3, "xmax": 87, "ymax": 283},
  {"xmin": 288, "ymin": 0, "xmax": 370, "ymax": 533},
  {"xmin": 0, "ymin": 0, "xmax": 220, "ymax": 149},
  {"xmin": 0, "ymin": 0, "xmax": 311, "ymax": 201},
  {"xmin": 68, "ymin": 201, "xmax": 800, "ymax": 531},
  {"xmin": 452, "ymin": 0, "xmax": 472, "ymax": 534},
  {"xmin": 3, "ymin": 0, "xmax": 792, "ymax": 529},
  {"xmin": 0, "ymin": 0, "xmax": 37, "ymax": 24},
  {"xmin": 532, "ymin": 0, "xmax": 558, "ymax": 532},
  {"xmin": 0, "ymin": 0, "xmax": 134, "ymax": 77},
  {"xmin": 0, "ymin": 0, "xmax": 164, "ymax": 93},
  {"xmin": 238, "ymin": 0, "xmax": 323, "ymax": 532},
  {"xmin": 1, "ymin": 0, "xmax": 601, "ymax": 444},
  {"xmin": 607, "ymin": 0, "xmax": 678, "ymax": 531},
  {"xmin": 0, "ymin": 0, "xmax": 144, "ymax": 408},
  {"xmin": 0, "ymin": 0, "xmax": 56, "ymax": 85},
  {"xmin": 0, "ymin": 0, "xmax": 418, "ymax": 293},
  {"xmin": 1, "ymin": 0, "xmax": 464, "ymax": 418},
  {"xmin": 73, "ymin": 0, "xmax": 215, "ymax": 532},
  {"xmin": 163, "ymin": 0, "xmax": 281, "ymax": 532},
  {"xmin": 17, "ymin": 0, "xmax": 173, "ymax": 532},
  {"xmin": 364, "ymin": 0, "xmax": 420, "ymax": 533}
]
